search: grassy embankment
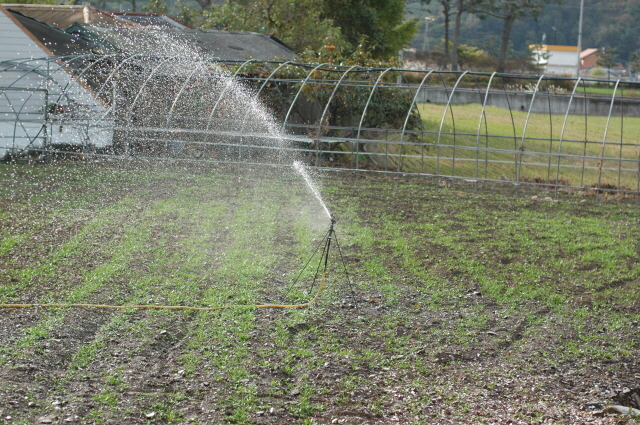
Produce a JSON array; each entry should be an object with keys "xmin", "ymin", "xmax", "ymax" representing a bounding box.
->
[{"xmin": 369, "ymin": 102, "xmax": 640, "ymax": 191}]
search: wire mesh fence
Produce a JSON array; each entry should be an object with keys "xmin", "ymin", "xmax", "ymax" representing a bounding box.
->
[{"xmin": 1, "ymin": 55, "xmax": 639, "ymax": 198}]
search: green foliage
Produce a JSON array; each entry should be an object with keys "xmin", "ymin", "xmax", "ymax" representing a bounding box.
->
[
  {"xmin": 596, "ymin": 46, "xmax": 619, "ymax": 70},
  {"xmin": 456, "ymin": 43, "xmax": 486, "ymax": 68},
  {"xmin": 180, "ymin": 0, "xmax": 417, "ymax": 59},
  {"xmin": 233, "ymin": 46, "xmax": 422, "ymax": 153},
  {"xmin": 0, "ymin": 0, "xmax": 56, "ymax": 4},
  {"xmin": 174, "ymin": 0, "xmax": 205, "ymax": 27},
  {"xmin": 201, "ymin": 0, "xmax": 263, "ymax": 32},
  {"xmin": 596, "ymin": 46, "xmax": 619, "ymax": 81},
  {"xmin": 472, "ymin": 0, "xmax": 562, "ymax": 71},
  {"xmin": 141, "ymin": 0, "xmax": 168, "ymax": 14},
  {"xmin": 321, "ymin": 0, "xmax": 419, "ymax": 58},
  {"xmin": 415, "ymin": 0, "xmax": 640, "ymax": 70},
  {"xmin": 196, "ymin": 0, "xmax": 345, "ymax": 53},
  {"xmin": 1, "ymin": 165, "xmax": 639, "ymax": 423},
  {"xmin": 589, "ymin": 67, "xmax": 607, "ymax": 76}
]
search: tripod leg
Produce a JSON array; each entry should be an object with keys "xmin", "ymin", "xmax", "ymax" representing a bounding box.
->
[
  {"xmin": 284, "ymin": 227, "xmax": 331, "ymax": 298},
  {"xmin": 332, "ymin": 230, "xmax": 358, "ymax": 309}
]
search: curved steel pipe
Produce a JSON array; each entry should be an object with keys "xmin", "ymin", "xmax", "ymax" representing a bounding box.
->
[
  {"xmin": 314, "ymin": 65, "xmax": 362, "ymax": 165},
  {"xmin": 554, "ymin": 77, "xmax": 582, "ymax": 197},
  {"xmin": 398, "ymin": 70, "xmax": 435, "ymax": 174},
  {"xmin": 596, "ymin": 79, "xmax": 620, "ymax": 200},
  {"xmin": 280, "ymin": 63, "xmax": 330, "ymax": 132},
  {"xmin": 354, "ymin": 67, "xmax": 395, "ymax": 172},
  {"xmin": 515, "ymin": 74, "xmax": 545, "ymax": 191},
  {"xmin": 436, "ymin": 71, "xmax": 468, "ymax": 177}
]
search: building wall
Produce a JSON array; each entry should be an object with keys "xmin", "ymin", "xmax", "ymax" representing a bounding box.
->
[
  {"xmin": 0, "ymin": 6, "xmax": 49, "ymax": 61},
  {"xmin": 581, "ymin": 53, "xmax": 599, "ymax": 69},
  {"xmin": 545, "ymin": 50, "xmax": 578, "ymax": 76},
  {"xmin": 531, "ymin": 45, "xmax": 579, "ymax": 77},
  {"xmin": 545, "ymin": 64, "xmax": 578, "ymax": 76},
  {"xmin": 0, "ymin": 6, "xmax": 113, "ymax": 157},
  {"xmin": 547, "ymin": 50, "xmax": 578, "ymax": 67}
]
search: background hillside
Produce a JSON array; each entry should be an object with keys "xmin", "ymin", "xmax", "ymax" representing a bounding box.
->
[
  {"xmin": 408, "ymin": 0, "xmax": 640, "ymax": 62},
  {"xmin": 3, "ymin": 0, "xmax": 637, "ymax": 65}
]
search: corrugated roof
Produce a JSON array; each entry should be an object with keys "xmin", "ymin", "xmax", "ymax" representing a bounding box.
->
[
  {"xmin": 111, "ymin": 12, "xmax": 190, "ymax": 29},
  {"xmin": 545, "ymin": 45, "xmax": 578, "ymax": 52},
  {"xmin": 6, "ymin": 8, "xmax": 100, "ymax": 56},
  {"xmin": 188, "ymin": 29, "xmax": 297, "ymax": 60},
  {"xmin": 3, "ymin": 5, "xmax": 297, "ymax": 61},
  {"xmin": 2, "ymin": 4, "xmax": 130, "ymax": 29},
  {"xmin": 530, "ymin": 44, "xmax": 579, "ymax": 52},
  {"xmin": 66, "ymin": 24, "xmax": 298, "ymax": 61}
]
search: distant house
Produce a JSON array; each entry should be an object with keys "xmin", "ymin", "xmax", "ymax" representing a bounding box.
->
[
  {"xmin": 578, "ymin": 48, "xmax": 628, "ymax": 79},
  {"xmin": 580, "ymin": 48, "xmax": 599, "ymax": 70},
  {"xmin": 530, "ymin": 44, "xmax": 579, "ymax": 77}
]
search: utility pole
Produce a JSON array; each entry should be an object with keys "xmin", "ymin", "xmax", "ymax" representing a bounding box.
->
[
  {"xmin": 422, "ymin": 16, "xmax": 434, "ymax": 52},
  {"xmin": 575, "ymin": 0, "xmax": 584, "ymax": 78}
]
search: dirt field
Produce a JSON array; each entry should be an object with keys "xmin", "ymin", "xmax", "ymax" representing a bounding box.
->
[{"xmin": 0, "ymin": 161, "xmax": 638, "ymax": 424}]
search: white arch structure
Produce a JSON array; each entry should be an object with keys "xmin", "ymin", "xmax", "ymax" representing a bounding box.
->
[{"xmin": 1, "ymin": 55, "xmax": 639, "ymax": 197}]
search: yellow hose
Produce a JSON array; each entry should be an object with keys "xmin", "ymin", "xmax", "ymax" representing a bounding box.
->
[{"xmin": 0, "ymin": 271, "xmax": 327, "ymax": 311}]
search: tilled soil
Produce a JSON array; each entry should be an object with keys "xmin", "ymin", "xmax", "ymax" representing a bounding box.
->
[{"xmin": 0, "ymin": 162, "xmax": 639, "ymax": 424}]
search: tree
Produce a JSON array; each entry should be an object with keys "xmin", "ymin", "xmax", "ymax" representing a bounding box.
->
[
  {"xmin": 597, "ymin": 46, "xmax": 618, "ymax": 82},
  {"xmin": 450, "ymin": 0, "xmax": 488, "ymax": 70},
  {"xmin": 421, "ymin": 0, "xmax": 455, "ymax": 68},
  {"xmin": 175, "ymin": 0, "xmax": 203, "ymax": 26},
  {"xmin": 202, "ymin": 0, "xmax": 346, "ymax": 53},
  {"xmin": 0, "ymin": 0, "xmax": 56, "ymax": 3},
  {"xmin": 198, "ymin": 0, "xmax": 418, "ymax": 59},
  {"xmin": 202, "ymin": 1, "xmax": 265, "ymax": 32},
  {"xmin": 474, "ymin": 0, "xmax": 560, "ymax": 73},
  {"xmin": 528, "ymin": 43, "xmax": 549, "ymax": 74},
  {"xmin": 457, "ymin": 43, "xmax": 485, "ymax": 68},
  {"xmin": 141, "ymin": 0, "xmax": 168, "ymax": 14},
  {"xmin": 450, "ymin": 0, "xmax": 461, "ymax": 70},
  {"xmin": 629, "ymin": 51, "xmax": 640, "ymax": 81},
  {"xmin": 321, "ymin": 0, "xmax": 419, "ymax": 59},
  {"xmin": 439, "ymin": 0, "xmax": 455, "ymax": 67},
  {"xmin": 450, "ymin": 0, "xmax": 480, "ymax": 71},
  {"xmin": 193, "ymin": 0, "xmax": 212, "ymax": 10}
]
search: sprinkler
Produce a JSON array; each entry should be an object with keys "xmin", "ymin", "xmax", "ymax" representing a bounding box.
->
[{"xmin": 287, "ymin": 213, "xmax": 356, "ymax": 308}]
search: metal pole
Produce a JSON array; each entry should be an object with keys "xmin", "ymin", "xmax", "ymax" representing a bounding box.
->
[
  {"xmin": 576, "ymin": 0, "xmax": 584, "ymax": 78},
  {"xmin": 422, "ymin": 17, "xmax": 433, "ymax": 52},
  {"xmin": 596, "ymin": 79, "xmax": 620, "ymax": 202},
  {"xmin": 516, "ymin": 75, "xmax": 545, "ymax": 197}
]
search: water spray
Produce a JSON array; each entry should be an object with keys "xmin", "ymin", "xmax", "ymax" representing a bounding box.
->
[
  {"xmin": 0, "ymin": 169, "xmax": 354, "ymax": 312},
  {"xmin": 293, "ymin": 160, "xmax": 332, "ymax": 220},
  {"xmin": 0, "ymin": 214, "xmax": 351, "ymax": 312}
]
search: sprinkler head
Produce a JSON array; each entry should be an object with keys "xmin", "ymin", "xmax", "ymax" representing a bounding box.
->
[{"xmin": 330, "ymin": 214, "xmax": 337, "ymax": 225}]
